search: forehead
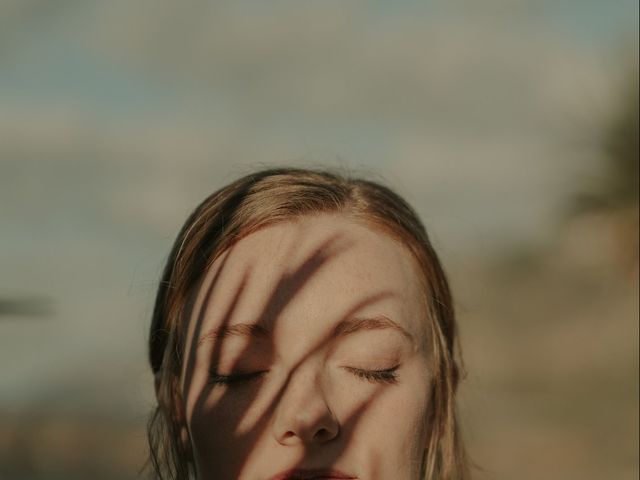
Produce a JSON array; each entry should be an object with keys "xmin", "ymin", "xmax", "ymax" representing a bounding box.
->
[{"xmin": 190, "ymin": 214, "xmax": 428, "ymax": 347}]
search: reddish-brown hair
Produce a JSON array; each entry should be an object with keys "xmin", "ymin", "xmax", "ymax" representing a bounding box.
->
[{"xmin": 147, "ymin": 167, "xmax": 467, "ymax": 479}]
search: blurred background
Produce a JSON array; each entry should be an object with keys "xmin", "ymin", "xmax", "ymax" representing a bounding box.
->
[{"xmin": 0, "ymin": 1, "xmax": 637, "ymax": 479}]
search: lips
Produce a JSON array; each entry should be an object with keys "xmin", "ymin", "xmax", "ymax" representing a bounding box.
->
[{"xmin": 267, "ymin": 468, "xmax": 356, "ymax": 480}]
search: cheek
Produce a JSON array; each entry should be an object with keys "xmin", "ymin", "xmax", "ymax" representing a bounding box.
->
[
  {"xmin": 351, "ymin": 370, "xmax": 431, "ymax": 474},
  {"xmin": 186, "ymin": 385, "xmax": 273, "ymax": 477},
  {"xmin": 368, "ymin": 385, "xmax": 429, "ymax": 439},
  {"xmin": 186, "ymin": 377, "xmax": 271, "ymax": 445}
]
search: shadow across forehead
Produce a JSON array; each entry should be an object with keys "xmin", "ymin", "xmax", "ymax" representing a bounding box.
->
[{"xmin": 190, "ymin": 218, "xmax": 425, "ymax": 355}]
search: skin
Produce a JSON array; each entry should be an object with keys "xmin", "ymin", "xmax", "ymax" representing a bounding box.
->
[{"xmin": 179, "ymin": 213, "xmax": 433, "ymax": 479}]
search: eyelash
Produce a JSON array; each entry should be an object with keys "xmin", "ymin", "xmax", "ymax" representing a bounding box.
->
[
  {"xmin": 208, "ymin": 370, "xmax": 267, "ymax": 386},
  {"xmin": 344, "ymin": 366, "xmax": 400, "ymax": 385},
  {"xmin": 208, "ymin": 366, "xmax": 400, "ymax": 386}
]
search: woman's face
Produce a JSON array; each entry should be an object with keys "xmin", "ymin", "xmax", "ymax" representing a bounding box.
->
[{"xmin": 180, "ymin": 214, "xmax": 432, "ymax": 479}]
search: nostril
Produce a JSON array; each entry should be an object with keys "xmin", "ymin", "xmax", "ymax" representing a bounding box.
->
[
  {"xmin": 313, "ymin": 428, "xmax": 329, "ymax": 441},
  {"xmin": 274, "ymin": 398, "xmax": 341, "ymax": 445}
]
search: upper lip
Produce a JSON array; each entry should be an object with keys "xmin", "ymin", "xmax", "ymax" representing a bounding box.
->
[{"xmin": 267, "ymin": 468, "xmax": 356, "ymax": 480}]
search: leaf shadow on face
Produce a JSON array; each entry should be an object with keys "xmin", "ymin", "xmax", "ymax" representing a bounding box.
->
[{"xmin": 181, "ymin": 229, "xmax": 393, "ymax": 479}]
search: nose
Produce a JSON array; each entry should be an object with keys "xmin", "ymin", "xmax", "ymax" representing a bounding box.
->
[{"xmin": 272, "ymin": 367, "xmax": 340, "ymax": 446}]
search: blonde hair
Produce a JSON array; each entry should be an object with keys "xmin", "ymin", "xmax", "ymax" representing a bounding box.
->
[{"xmin": 147, "ymin": 167, "xmax": 468, "ymax": 479}]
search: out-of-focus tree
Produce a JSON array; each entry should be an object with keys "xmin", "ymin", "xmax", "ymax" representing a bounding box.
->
[
  {"xmin": 605, "ymin": 92, "xmax": 638, "ymax": 208},
  {"xmin": 578, "ymin": 68, "xmax": 639, "ymax": 211},
  {"xmin": 569, "ymin": 64, "xmax": 639, "ymax": 273},
  {"xmin": 599, "ymin": 79, "xmax": 638, "ymax": 209}
]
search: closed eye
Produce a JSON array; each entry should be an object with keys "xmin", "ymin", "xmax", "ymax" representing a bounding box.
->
[
  {"xmin": 209, "ymin": 365, "xmax": 401, "ymax": 386},
  {"xmin": 208, "ymin": 370, "xmax": 268, "ymax": 386},
  {"xmin": 344, "ymin": 365, "xmax": 400, "ymax": 384}
]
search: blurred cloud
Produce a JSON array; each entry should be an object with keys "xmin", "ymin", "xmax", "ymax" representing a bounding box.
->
[{"xmin": 1, "ymin": 0, "xmax": 634, "ymax": 247}]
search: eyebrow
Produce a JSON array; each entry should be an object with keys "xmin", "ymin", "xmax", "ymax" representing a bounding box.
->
[
  {"xmin": 331, "ymin": 315, "xmax": 413, "ymax": 341},
  {"xmin": 197, "ymin": 315, "xmax": 412, "ymax": 347},
  {"xmin": 196, "ymin": 323, "xmax": 270, "ymax": 346}
]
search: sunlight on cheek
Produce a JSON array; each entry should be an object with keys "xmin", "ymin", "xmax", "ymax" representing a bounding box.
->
[{"xmin": 358, "ymin": 390, "xmax": 429, "ymax": 478}]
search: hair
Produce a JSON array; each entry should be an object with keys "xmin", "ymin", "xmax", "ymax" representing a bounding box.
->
[{"xmin": 147, "ymin": 167, "xmax": 468, "ymax": 479}]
